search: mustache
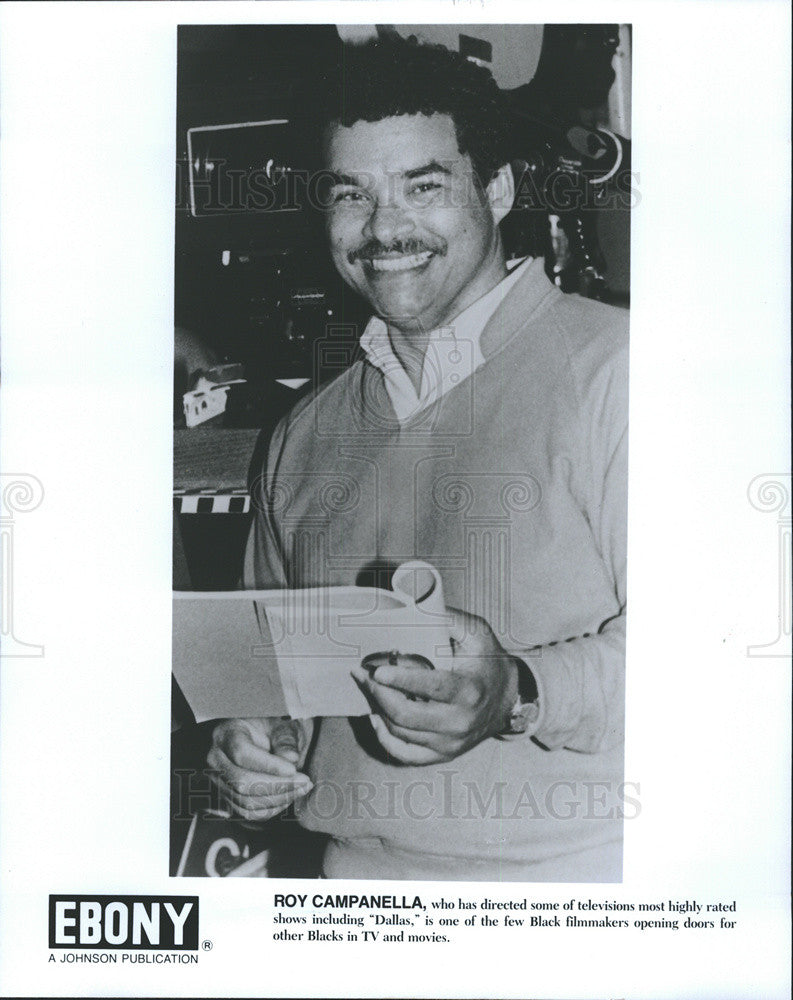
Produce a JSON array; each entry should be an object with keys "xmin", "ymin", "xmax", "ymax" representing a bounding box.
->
[{"xmin": 347, "ymin": 238, "xmax": 447, "ymax": 266}]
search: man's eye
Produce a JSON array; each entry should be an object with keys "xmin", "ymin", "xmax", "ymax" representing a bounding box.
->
[
  {"xmin": 406, "ymin": 180, "xmax": 443, "ymax": 203},
  {"xmin": 331, "ymin": 189, "xmax": 368, "ymax": 205}
]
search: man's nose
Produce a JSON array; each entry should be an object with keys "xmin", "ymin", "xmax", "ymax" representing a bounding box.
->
[{"xmin": 362, "ymin": 200, "xmax": 415, "ymax": 245}]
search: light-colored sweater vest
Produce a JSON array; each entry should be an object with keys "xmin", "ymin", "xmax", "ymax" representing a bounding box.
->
[{"xmin": 244, "ymin": 259, "xmax": 629, "ymax": 881}]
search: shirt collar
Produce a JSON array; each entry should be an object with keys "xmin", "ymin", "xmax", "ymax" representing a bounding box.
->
[{"xmin": 360, "ymin": 256, "xmax": 531, "ymax": 372}]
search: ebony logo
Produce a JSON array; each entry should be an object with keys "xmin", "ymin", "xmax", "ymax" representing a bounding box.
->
[{"xmin": 49, "ymin": 895, "xmax": 199, "ymax": 949}]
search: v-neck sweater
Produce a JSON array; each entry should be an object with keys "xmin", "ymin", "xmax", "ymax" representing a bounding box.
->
[{"xmin": 243, "ymin": 258, "xmax": 629, "ymax": 881}]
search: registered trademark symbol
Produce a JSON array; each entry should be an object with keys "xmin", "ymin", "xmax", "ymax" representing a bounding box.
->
[{"xmin": 202, "ymin": 939, "xmax": 213, "ymax": 951}]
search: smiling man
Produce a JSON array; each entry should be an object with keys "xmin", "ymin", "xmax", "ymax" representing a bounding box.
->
[
  {"xmin": 208, "ymin": 35, "xmax": 630, "ymax": 882},
  {"xmin": 326, "ymin": 111, "xmax": 513, "ymax": 345}
]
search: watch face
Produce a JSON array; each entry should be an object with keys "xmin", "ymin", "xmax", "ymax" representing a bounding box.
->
[
  {"xmin": 509, "ymin": 708, "xmax": 531, "ymax": 734},
  {"xmin": 510, "ymin": 699, "xmax": 539, "ymax": 734}
]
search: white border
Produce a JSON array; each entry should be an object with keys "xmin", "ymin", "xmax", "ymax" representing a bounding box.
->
[{"xmin": 1, "ymin": 3, "xmax": 790, "ymax": 998}]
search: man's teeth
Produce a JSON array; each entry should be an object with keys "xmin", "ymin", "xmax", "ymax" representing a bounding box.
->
[{"xmin": 368, "ymin": 251, "xmax": 433, "ymax": 272}]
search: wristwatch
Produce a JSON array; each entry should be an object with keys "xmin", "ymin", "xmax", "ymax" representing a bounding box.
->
[{"xmin": 502, "ymin": 656, "xmax": 540, "ymax": 736}]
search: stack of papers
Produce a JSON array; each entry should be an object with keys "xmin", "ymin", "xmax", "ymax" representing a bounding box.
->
[{"xmin": 173, "ymin": 561, "xmax": 452, "ymax": 720}]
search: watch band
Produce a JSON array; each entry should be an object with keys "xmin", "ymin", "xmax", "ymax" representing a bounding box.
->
[
  {"xmin": 502, "ymin": 656, "xmax": 540, "ymax": 736},
  {"xmin": 514, "ymin": 655, "xmax": 539, "ymax": 704}
]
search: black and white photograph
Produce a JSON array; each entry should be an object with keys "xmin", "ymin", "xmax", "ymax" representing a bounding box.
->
[
  {"xmin": 171, "ymin": 23, "xmax": 632, "ymax": 883},
  {"xmin": 0, "ymin": 2, "xmax": 790, "ymax": 998}
]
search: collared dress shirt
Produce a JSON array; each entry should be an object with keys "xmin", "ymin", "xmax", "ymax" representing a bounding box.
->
[{"xmin": 359, "ymin": 257, "xmax": 530, "ymax": 422}]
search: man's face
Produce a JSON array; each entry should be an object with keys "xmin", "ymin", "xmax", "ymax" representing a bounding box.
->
[{"xmin": 324, "ymin": 113, "xmax": 509, "ymax": 334}]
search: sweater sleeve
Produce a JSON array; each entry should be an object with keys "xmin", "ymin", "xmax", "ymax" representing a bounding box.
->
[{"xmin": 525, "ymin": 325, "xmax": 628, "ymax": 754}]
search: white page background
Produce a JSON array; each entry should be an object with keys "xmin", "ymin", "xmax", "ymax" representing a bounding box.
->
[{"xmin": 0, "ymin": 2, "xmax": 790, "ymax": 997}]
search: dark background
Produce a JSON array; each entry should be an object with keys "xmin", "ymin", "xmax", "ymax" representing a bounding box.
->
[
  {"xmin": 171, "ymin": 25, "xmax": 632, "ymax": 875},
  {"xmin": 175, "ymin": 24, "xmax": 630, "ymax": 390}
]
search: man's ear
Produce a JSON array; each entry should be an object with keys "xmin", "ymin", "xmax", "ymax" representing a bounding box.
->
[{"xmin": 486, "ymin": 163, "xmax": 515, "ymax": 224}]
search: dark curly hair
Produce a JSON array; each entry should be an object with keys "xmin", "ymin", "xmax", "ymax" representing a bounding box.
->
[{"xmin": 314, "ymin": 35, "xmax": 514, "ymax": 186}]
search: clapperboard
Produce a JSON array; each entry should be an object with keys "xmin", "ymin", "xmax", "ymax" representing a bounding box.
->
[{"xmin": 173, "ymin": 487, "xmax": 251, "ymax": 515}]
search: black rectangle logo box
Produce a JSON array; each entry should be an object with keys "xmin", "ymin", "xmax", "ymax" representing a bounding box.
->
[{"xmin": 49, "ymin": 895, "xmax": 199, "ymax": 949}]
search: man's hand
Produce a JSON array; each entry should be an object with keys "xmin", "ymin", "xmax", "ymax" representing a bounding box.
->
[
  {"xmin": 351, "ymin": 608, "xmax": 519, "ymax": 765},
  {"xmin": 207, "ymin": 717, "xmax": 313, "ymax": 821}
]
